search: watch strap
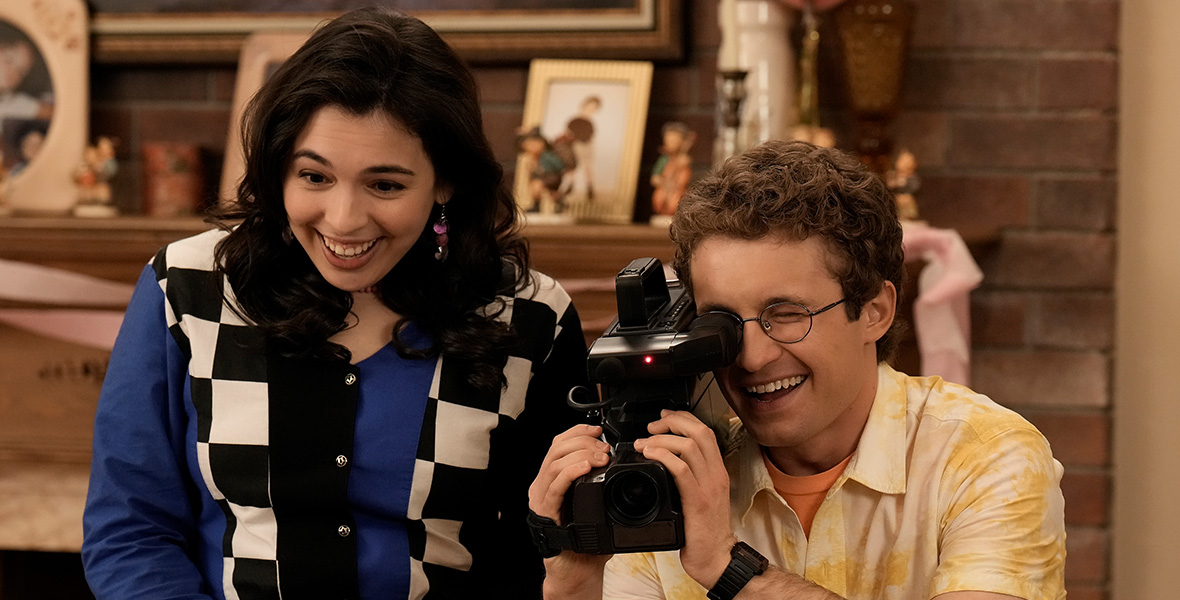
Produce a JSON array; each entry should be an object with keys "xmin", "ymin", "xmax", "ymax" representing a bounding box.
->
[{"xmin": 706, "ymin": 541, "xmax": 769, "ymax": 600}]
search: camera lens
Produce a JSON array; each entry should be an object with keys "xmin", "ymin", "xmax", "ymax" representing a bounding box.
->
[{"xmin": 605, "ymin": 469, "xmax": 661, "ymax": 527}]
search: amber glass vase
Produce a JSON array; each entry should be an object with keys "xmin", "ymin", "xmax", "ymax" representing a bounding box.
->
[{"xmin": 834, "ymin": 0, "xmax": 913, "ymax": 174}]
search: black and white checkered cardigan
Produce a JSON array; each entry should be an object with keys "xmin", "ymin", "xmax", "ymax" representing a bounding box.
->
[{"xmin": 155, "ymin": 229, "xmax": 587, "ymax": 599}]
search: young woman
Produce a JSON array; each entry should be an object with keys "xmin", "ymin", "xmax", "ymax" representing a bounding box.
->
[{"xmin": 82, "ymin": 8, "xmax": 589, "ymax": 599}]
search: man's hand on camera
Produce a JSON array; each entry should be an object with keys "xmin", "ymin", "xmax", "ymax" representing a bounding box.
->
[
  {"xmin": 528, "ymin": 424, "xmax": 613, "ymax": 599},
  {"xmin": 633, "ymin": 409, "xmax": 737, "ymax": 591}
]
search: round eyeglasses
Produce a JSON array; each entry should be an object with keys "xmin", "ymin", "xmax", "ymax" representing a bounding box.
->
[{"xmin": 694, "ymin": 298, "xmax": 847, "ymax": 345}]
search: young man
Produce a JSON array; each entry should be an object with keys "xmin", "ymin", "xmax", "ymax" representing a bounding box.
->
[{"xmin": 528, "ymin": 140, "xmax": 1065, "ymax": 600}]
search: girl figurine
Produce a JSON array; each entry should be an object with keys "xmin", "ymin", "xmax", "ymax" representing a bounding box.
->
[
  {"xmin": 887, "ymin": 149, "xmax": 921, "ymax": 221},
  {"xmin": 72, "ymin": 136, "xmax": 120, "ymax": 217},
  {"xmin": 651, "ymin": 121, "xmax": 697, "ymax": 218}
]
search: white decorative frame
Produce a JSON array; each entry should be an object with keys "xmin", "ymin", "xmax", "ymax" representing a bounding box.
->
[
  {"xmin": 1, "ymin": 0, "xmax": 88, "ymax": 215},
  {"xmin": 515, "ymin": 59, "xmax": 653, "ymax": 225},
  {"xmin": 219, "ymin": 31, "xmax": 310, "ymax": 205}
]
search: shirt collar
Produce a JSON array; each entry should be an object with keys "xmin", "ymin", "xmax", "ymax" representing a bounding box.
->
[
  {"xmin": 731, "ymin": 364, "xmax": 910, "ymax": 523},
  {"xmin": 842, "ymin": 364, "xmax": 909, "ymax": 495},
  {"xmin": 729, "ymin": 427, "xmax": 777, "ymax": 527}
]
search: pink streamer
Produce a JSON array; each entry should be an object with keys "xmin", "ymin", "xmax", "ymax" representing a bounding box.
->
[
  {"xmin": 0, "ymin": 259, "xmax": 139, "ymax": 350},
  {"xmin": 0, "ymin": 259, "xmax": 136, "ymax": 306},
  {"xmin": 0, "ymin": 309, "xmax": 126, "ymax": 351},
  {"xmin": 901, "ymin": 222, "xmax": 984, "ymax": 386}
]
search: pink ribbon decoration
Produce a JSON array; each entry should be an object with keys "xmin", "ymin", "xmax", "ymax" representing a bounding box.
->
[
  {"xmin": 901, "ymin": 222, "xmax": 984, "ymax": 386},
  {"xmin": 0, "ymin": 259, "xmax": 135, "ymax": 306},
  {"xmin": 0, "ymin": 259, "xmax": 138, "ymax": 351},
  {"xmin": 0, "ymin": 309, "xmax": 128, "ymax": 350}
]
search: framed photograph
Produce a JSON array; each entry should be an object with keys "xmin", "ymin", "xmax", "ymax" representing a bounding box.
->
[
  {"xmin": 514, "ymin": 59, "xmax": 653, "ymax": 225},
  {"xmin": 219, "ymin": 31, "xmax": 309, "ymax": 205},
  {"xmin": 0, "ymin": 0, "xmax": 88, "ymax": 216},
  {"xmin": 89, "ymin": 0, "xmax": 682, "ymax": 64}
]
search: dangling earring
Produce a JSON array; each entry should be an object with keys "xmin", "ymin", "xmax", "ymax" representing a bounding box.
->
[{"xmin": 433, "ymin": 204, "xmax": 449, "ymax": 263}]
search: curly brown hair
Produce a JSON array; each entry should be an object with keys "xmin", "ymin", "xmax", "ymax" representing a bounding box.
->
[
  {"xmin": 210, "ymin": 7, "xmax": 527, "ymax": 392},
  {"xmin": 670, "ymin": 140, "xmax": 906, "ymax": 362}
]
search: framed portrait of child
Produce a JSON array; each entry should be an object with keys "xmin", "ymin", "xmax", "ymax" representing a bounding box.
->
[
  {"xmin": 0, "ymin": 0, "xmax": 88, "ymax": 216},
  {"xmin": 514, "ymin": 59, "xmax": 652, "ymax": 225}
]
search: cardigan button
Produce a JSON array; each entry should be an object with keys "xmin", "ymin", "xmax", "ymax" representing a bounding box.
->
[
  {"xmin": 336, "ymin": 454, "xmax": 349, "ymax": 468},
  {"xmin": 344, "ymin": 373, "xmax": 357, "ymax": 386},
  {"xmin": 338, "ymin": 524, "xmax": 351, "ymax": 537}
]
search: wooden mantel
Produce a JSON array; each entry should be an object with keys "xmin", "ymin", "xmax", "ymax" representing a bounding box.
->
[{"xmin": 0, "ymin": 214, "xmax": 675, "ymax": 329}]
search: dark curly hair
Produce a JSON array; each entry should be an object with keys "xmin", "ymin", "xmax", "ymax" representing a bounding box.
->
[
  {"xmin": 209, "ymin": 7, "xmax": 528, "ymax": 392},
  {"xmin": 670, "ymin": 140, "xmax": 906, "ymax": 362}
]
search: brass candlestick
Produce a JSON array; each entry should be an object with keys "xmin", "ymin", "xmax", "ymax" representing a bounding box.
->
[{"xmin": 715, "ymin": 69, "xmax": 749, "ymax": 167}]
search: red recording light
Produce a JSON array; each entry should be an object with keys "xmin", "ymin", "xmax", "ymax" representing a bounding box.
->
[{"xmin": 644, "ymin": 355, "xmax": 654, "ymax": 364}]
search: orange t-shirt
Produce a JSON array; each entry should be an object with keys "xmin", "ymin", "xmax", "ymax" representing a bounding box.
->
[{"xmin": 761, "ymin": 451, "xmax": 853, "ymax": 538}]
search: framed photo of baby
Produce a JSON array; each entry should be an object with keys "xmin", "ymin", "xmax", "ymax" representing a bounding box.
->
[
  {"xmin": 0, "ymin": 0, "xmax": 88, "ymax": 216},
  {"xmin": 514, "ymin": 59, "xmax": 652, "ymax": 225}
]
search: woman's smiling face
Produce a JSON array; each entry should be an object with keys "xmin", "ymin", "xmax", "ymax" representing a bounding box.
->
[{"xmin": 283, "ymin": 105, "xmax": 447, "ymax": 292}]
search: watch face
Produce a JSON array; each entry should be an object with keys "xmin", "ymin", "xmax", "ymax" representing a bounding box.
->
[{"xmin": 733, "ymin": 541, "xmax": 769, "ymax": 573}]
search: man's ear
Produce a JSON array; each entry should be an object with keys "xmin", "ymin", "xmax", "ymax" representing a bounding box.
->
[{"xmin": 863, "ymin": 281, "xmax": 897, "ymax": 342}]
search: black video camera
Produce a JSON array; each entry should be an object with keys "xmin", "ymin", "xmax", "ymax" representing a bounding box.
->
[{"xmin": 558, "ymin": 257, "xmax": 740, "ymax": 554}]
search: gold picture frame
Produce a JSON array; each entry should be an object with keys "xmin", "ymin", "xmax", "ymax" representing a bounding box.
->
[
  {"xmin": 515, "ymin": 59, "xmax": 653, "ymax": 225},
  {"xmin": 0, "ymin": 0, "xmax": 88, "ymax": 216},
  {"xmin": 89, "ymin": 0, "xmax": 682, "ymax": 64}
]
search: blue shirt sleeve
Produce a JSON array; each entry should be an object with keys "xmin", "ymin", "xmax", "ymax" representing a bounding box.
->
[{"xmin": 82, "ymin": 264, "xmax": 217, "ymax": 600}]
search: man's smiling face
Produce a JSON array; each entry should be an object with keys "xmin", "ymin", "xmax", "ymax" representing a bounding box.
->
[{"xmin": 690, "ymin": 233, "xmax": 893, "ymax": 470}]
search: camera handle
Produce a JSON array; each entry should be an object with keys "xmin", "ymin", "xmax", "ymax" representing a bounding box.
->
[
  {"xmin": 567, "ymin": 384, "xmax": 626, "ymax": 447},
  {"xmin": 526, "ymin": 509, "xmax": 583, "ymax": 557}
]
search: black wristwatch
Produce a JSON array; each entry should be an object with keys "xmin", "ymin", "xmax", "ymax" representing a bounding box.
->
[{"xmin": 706, "ymin": 541, "xmax": 769, "ymax": 600}]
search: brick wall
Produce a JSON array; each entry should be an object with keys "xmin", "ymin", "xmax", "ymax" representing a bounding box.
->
[
  {"xmin": 900, "ymin": 3, "xmax": 1116, "ymax": 598},
  {"xmin": 89, "ymin": 0, "xmax": 1116, "ymax": 597}
]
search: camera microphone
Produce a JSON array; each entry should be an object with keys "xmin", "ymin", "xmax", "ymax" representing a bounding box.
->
[{"xmin": 594, "ymin": 356, "xmax": 627, "ymax": 386}]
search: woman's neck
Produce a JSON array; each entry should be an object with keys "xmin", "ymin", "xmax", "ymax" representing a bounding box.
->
[{"xmin": 331, "ymin": 293, "xmax": 399, "ymax": 364}]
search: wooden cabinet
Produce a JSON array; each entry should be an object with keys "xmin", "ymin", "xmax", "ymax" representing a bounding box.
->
[
  {"xmin": 0, "ymin": 216, "xmax": 675, "ymax": 552},
  {"xmin": 0, "ymin": 217, "xmax": 209, "ymax": 468},
  {"xmin": 0, "ymin": 217, "xmax": 672, "ymax": 463}
]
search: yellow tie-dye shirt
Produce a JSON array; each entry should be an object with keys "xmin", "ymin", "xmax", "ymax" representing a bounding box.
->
[{"xmin": 603, "ymin": 365, "xmax": 1066, "ymax": 600}]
